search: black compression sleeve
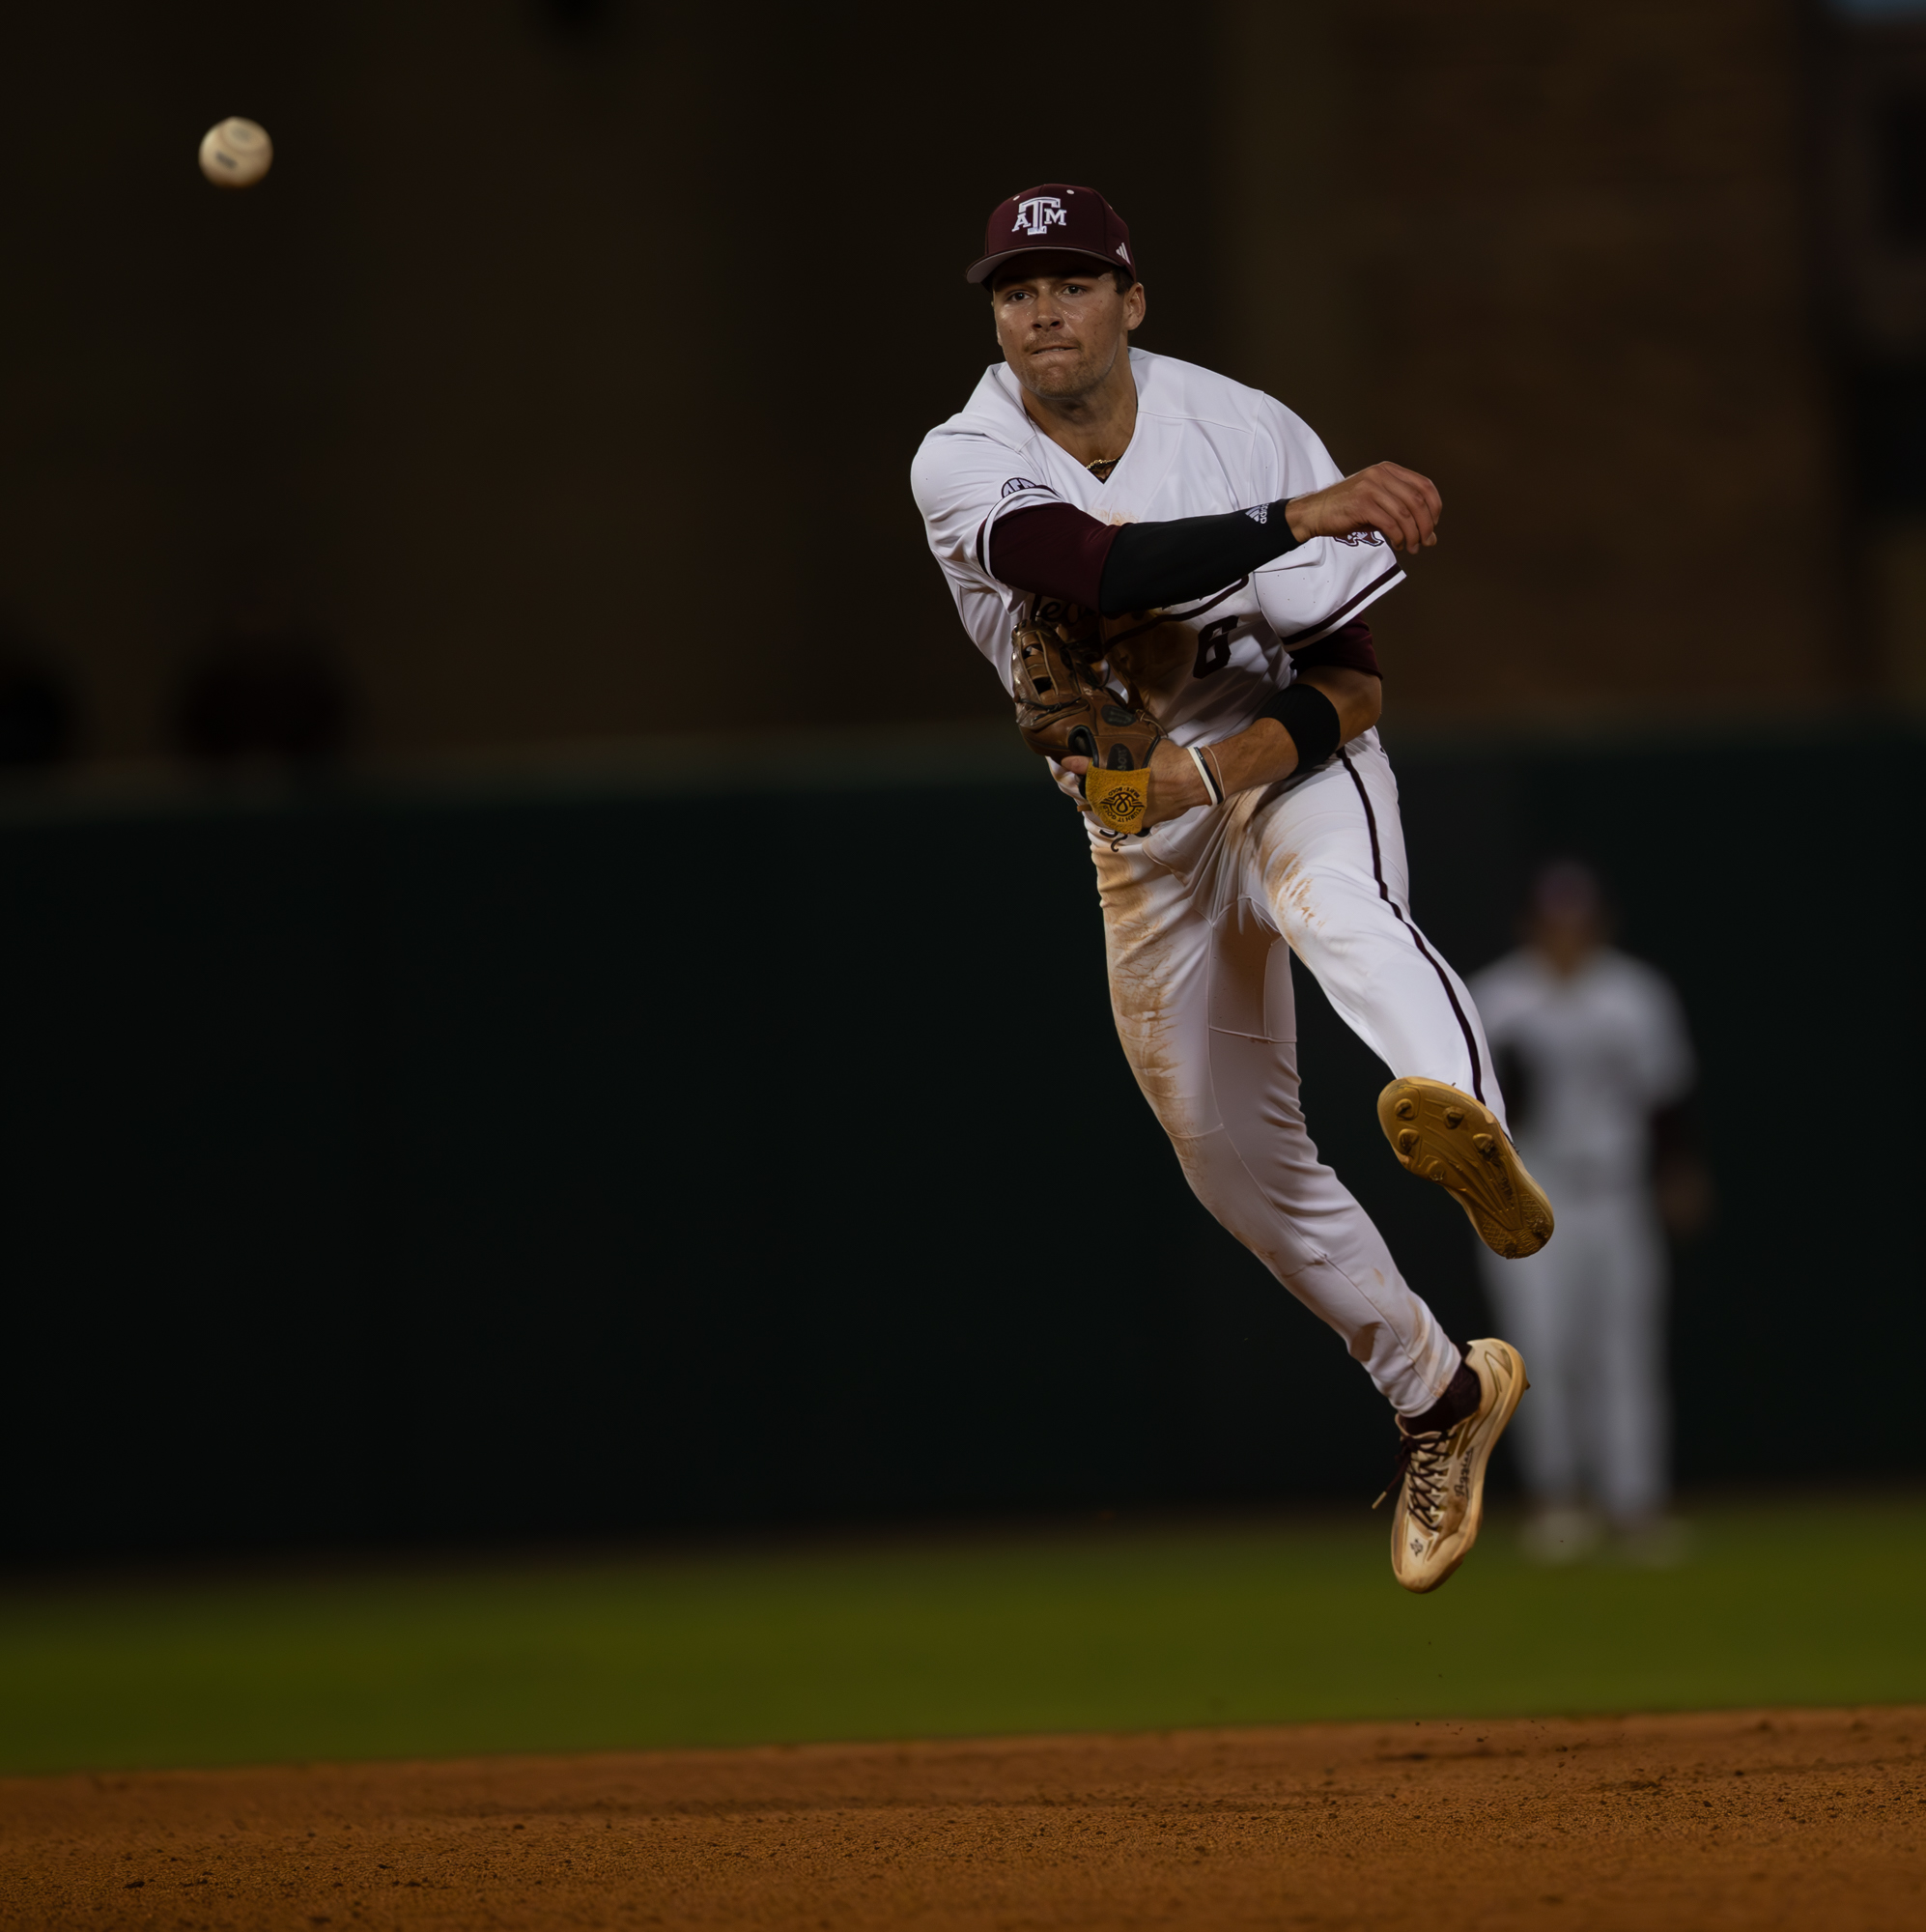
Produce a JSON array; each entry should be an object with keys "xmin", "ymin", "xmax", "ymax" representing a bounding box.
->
[
  {"xmin": 1256, "ymin": 680, "xmax": 1341, "ymax": 771},
  {"xmin": 1097, "ymin": 501, "xmax": 1302, "ymax": 616}
]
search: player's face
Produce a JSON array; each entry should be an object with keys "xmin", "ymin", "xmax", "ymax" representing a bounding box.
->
[{"xmin": 990, "ymin": 258, "xmax": 1146, "ymax": 401}]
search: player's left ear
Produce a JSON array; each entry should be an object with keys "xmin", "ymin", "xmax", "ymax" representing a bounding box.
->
[{"xmin": 1123, "ymin": 281, "xmax": 1147, "ymax": 331}]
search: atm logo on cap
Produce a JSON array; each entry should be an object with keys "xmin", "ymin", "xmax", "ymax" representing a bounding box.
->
[{"xmin": 1013, "ymin": 195, "xmax": 1067, "ymax": 238}]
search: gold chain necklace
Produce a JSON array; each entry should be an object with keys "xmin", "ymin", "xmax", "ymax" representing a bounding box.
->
[{"xmin": 1087, "ymin": 455, "xmax": 1120, "ymax": 482}]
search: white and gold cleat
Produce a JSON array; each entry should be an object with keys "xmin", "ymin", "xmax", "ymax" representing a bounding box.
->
[
  {"xmin": 1378, "ymin": 1076, "xmax": 1554, "ymax": 1260},
  {"xmin": 1380, "ymin": 1337, "xmax": 1528, "ymax": 1595}
]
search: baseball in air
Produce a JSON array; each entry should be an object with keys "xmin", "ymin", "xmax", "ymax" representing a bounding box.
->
[{"xmin": 198, "ymin": 118, "xmax": 273, "ymax": 189}]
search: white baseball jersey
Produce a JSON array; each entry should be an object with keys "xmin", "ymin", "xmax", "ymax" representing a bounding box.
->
[
  {"xmin": 910, "ymin": 347, "xmax": 1404, "ymax": 748},
  {"xmin": 1470, "ymin": 948, "xmax": 1695, "ymax": 1197}
]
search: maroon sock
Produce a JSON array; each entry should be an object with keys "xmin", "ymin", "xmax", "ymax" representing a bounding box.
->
[{"xmin": 1403, "ymin": 1354, "xmax": 1481, "ymax": 1434}]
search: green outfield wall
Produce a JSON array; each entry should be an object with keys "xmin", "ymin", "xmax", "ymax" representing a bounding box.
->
[{"xmin": 0, "ymin": 721, "xmax": 1915, "ymax": 1558}]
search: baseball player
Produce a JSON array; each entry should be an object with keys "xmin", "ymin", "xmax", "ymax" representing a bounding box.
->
[
  {"xmin": 1471, "ymin": 861, "xmax": 1702, "ymax": 1563},
  {"xmin": 912, "ymin": 185, "xmax": 1556, "ymax": 1593}
]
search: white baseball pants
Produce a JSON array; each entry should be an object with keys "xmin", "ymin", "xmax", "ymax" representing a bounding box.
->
[
  {"xmin": 1476, "ymin": 1191, "xmax": 1668, "ymax": 1522},
  {"xmin": 1090, "ymin": 729, "xmax": 1504, "ymax": 1416}
]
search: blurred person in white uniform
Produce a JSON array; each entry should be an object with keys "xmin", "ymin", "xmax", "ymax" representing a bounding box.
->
[{"xmin": 1470, "ymin": 862, "xmax": 1710, "ymax": 1563}]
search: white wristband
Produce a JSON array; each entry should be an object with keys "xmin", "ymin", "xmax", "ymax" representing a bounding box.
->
[{"xmin": 1188, "ymin": 744, "xmax": 1225, "ymax": 808}]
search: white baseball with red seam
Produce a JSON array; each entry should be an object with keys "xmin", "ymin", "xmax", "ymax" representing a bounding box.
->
[{"xmin": 198, "ymin": 118, "xmax": 272, "ymax": 189}]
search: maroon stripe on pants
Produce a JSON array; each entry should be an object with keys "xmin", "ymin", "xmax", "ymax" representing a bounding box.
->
[{"xmin": 1337, "ymin": 747, "xmax": 1487, "ymax": 1106}]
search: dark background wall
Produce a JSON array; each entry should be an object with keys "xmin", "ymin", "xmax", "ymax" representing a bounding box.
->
[
  {"xmin": 0, "ymin": 0, "xmax": 1244, "ymax": 761},
  {"xmin": 0, "ymin": 0, "xmax": 1869, "ymax": 768},
  {"xmin": 3, "ymin": 728, "xmax": 1915, "ymax": 1559}
]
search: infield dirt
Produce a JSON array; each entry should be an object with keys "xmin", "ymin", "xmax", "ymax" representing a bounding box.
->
[{"xmin": 5, "ymin": 1706, "xmax": 1921, "ymax": 1930}]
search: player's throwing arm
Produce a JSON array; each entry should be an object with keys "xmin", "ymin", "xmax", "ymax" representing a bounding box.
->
[{"xmin": 1017, "ymin": 461, "xmax": 1443, "ymax": 836}]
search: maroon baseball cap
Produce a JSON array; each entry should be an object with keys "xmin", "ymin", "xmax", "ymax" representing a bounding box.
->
[{"xmin": 965, "ymin": 184, "xmax": 1137, "ymax": 286}]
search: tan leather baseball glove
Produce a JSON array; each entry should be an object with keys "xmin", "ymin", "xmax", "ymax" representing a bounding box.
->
[{"xmin": 1010, "ymin": 607, "xmax": 1164, "ymax": 833}]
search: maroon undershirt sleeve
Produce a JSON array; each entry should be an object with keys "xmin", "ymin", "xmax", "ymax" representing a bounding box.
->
[
  {"xmin": 987, "ymin": 503, "xmax": 1118, "ymax": 608},
  {"xmin": 1289, "ymin": 619, "xmax": 1381, "ymax": 678}
]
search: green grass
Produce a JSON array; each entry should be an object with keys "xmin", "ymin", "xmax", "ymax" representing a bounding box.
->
[{"xmin": 1, "ymin": 1495, "xmax": 1922, "ymax": 1776}]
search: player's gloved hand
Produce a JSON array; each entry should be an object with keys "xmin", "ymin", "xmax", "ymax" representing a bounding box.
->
[
  {"xmin": 1058, "ymin": 740, "xmax": 1208, "ymax": 834},
  {"xmin": 1285, "ymin": 461, "xmax": 1442, "ymax": 554}
]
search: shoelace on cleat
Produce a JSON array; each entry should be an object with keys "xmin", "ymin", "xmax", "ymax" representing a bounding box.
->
[{"xmin": 1372, "ymin": 1423, "xmax": 1451, "ymax": 1529}]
